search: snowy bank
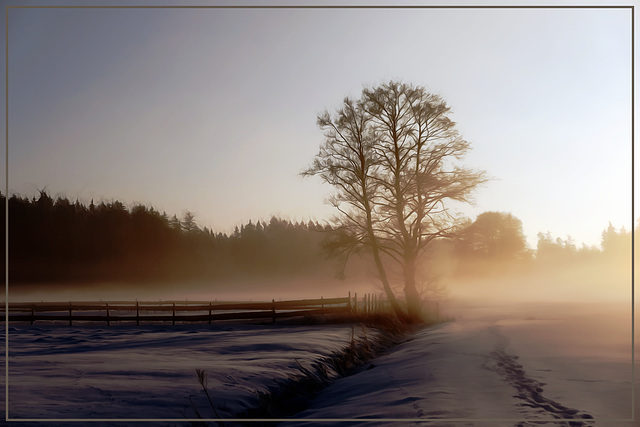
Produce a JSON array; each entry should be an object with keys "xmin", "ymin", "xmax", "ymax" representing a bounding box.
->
[{"xmin": 289, "ymin": 300, "xmax": 635, "ymax": 426}]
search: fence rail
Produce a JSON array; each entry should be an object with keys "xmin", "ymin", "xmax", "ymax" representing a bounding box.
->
[
  {"xmin": 0, "ymin": 292, "xmax": 432, "ymax": 325},
  {"xmin": 1, "ymin": 296, "xmax": 353, "ymax": 326}
]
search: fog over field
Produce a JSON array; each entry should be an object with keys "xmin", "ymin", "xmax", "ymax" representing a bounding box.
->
[{"xmin": 3, "ymin": 3, "xmax": 633, "ymax": 424}]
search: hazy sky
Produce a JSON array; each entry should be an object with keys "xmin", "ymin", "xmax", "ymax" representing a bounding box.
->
[{"xmin": 3, "ymin": 2, "xmax": 633, "ymax": 249}]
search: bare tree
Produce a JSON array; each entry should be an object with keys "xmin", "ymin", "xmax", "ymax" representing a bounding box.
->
[
  {"xmin": 302, "ymin": 97, "xmax": 408, "ymax": 321},
  {"xmin": 304, "ymin": 81, "xmax": 486, "ymax": 322}
]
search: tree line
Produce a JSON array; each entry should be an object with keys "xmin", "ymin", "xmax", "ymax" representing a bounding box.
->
[
  {"xmin": 2, "ymin": 190, "xmax": 630, "ymax": 291},
  {"xmin": 2, "ymin": 191, "xmax": 332, "ymax": 285}
]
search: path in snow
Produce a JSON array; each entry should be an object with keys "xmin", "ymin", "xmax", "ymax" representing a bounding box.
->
[{"xmin": 290, "ymin": 300, "xmax": 635, "ymax": 426}]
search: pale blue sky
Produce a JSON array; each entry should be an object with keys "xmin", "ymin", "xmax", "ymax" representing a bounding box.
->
[{"xmin": 4, "ymin": 2, "xmax": 633, "ymax": 249}]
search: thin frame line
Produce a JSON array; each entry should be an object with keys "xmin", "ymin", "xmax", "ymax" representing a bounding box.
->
[
  {"xmin": 631, "ymin": 4, "xmax": 636, "ymax": 423},
  {"xmin": 3, "ymin": 4, "xmax": 636, "ymax": 9},
  {"xmin": 4, "ymin": 3, "xmax": 635, "ymax": 424},
  {"xmin": 4, "ymin": 4, "xmax": 8, "ymax": 423},
  {"xmin": 5, "ymin": 417, "xmax": 636, "ymax": 422}
]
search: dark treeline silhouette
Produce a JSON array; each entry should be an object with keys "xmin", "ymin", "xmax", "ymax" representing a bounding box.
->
[
  {"xmin": 1, "ymin": 191, "xmax": 632, "ymax": 294},
  {"xmin": 451, "ymin": 211, "xmax": 631, "ymax": 275},
  {"xmin": 3, "ymin": 191, "xmax": 332, "ymax": 285}
]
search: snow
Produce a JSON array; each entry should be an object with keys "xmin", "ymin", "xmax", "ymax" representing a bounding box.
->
[
  {"xmin": 2, "ymin": 322, "xmax": 360, "ymax": 422},
  {"xmin": 2, "ymin": 298, "xmax": 637, "ymax": 426},
  {"xmin": 291, "ymin": 299, "xmax": 636, "ymax": 426}
]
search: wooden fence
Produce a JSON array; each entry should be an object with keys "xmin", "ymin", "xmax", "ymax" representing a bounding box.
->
[
  {"xmin": 0, "ymin": 296, "xmax": 351, "ymax": 326},
  {"xmin": 350, "ymin": 292, "xmax": 391, "ymax": 314},
  {"xmin": 0, "ymin": 292, "xmax": 439, "ymax": 325},
  {"xmin": 350, "ymin": 292, "xmax": 440, "ymax": 319}
]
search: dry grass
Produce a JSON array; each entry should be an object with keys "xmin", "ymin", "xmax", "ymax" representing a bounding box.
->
[
  {"xmin": 191, "ymin": 312, "xmax": 443, "ymax": 425},
  {"xmin": 238, "ymin": 314, "xmax": 425, "ymax": 422}
]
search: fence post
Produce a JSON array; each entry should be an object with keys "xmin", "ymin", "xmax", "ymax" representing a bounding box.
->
[
  {"xmin": 106, "ymin": 302, "xmax": 110, "ymax": 326},
  {"xmin": 354, "ymin": 292, "xmax": 357, "ymax": 314},
  {"xmin": 68, "ymin": 302, "xmax": 72, "ymax": 326},
  {"xmin": 272, "ymin": 299, "xmax": 276, "ymax": 324},
  {"xmin": 348, "ymin": 291, "xmax": 352, "ymax": 313}
]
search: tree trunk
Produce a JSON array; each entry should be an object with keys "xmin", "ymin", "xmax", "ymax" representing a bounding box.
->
[
  {"xmin": 403, "ymin": 255, "xmax": 422, "ymax": 322},
  {"xmin": 369, "ymin": 233, "xmax": 410, "ymax": 323},
  {"xmin": 362, "ymin": 184, "xmax": 409, "ymax": 323}
]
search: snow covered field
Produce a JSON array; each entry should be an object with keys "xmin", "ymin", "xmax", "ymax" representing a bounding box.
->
[
  {"xmin": 2, "ymin": 298, "xmax": 636, "ymax": 426},
  {"xmin": 2, "ymin": 322, "xmax": 361, "ymax": 423}
]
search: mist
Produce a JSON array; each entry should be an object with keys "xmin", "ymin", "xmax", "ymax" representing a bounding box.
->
[{"xmin": 7, "ymin": 275, "xmax": 375, "ymax": 304}]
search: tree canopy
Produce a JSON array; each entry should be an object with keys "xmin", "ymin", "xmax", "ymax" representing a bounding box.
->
[
  {"xmin": 457, "ymin": 212, "xmax": 529, "ymax": 260},
  {"xmin": 304, "ymin": 81, "xmax": 487, "ymax": 322}
]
